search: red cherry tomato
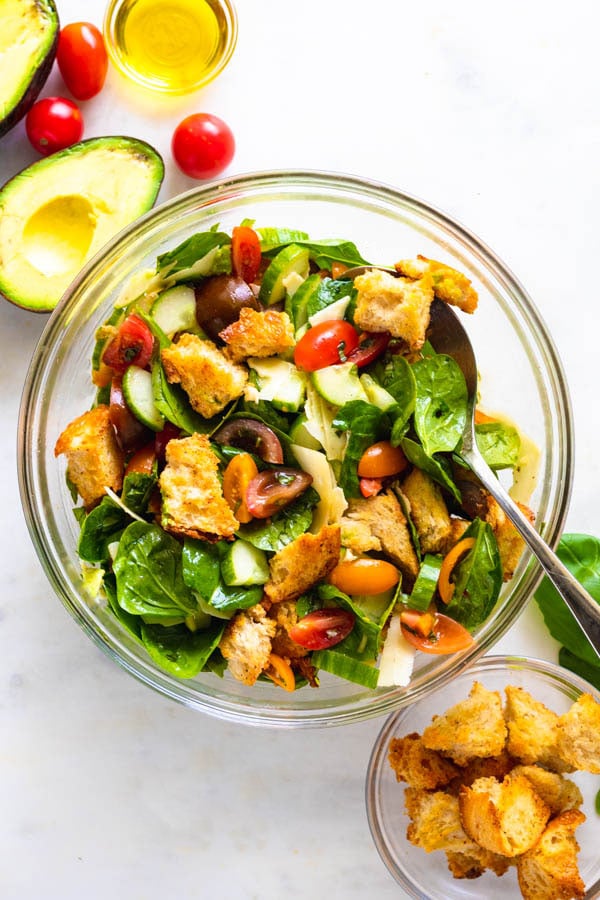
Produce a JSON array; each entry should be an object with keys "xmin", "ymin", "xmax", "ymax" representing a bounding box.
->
[
  {"xmin": 289, "ymin": 608, "xmax": 355, "ymax": 650},
  {"xmin": 125, "ymin": 443, "xmax": 156, "ymax": 476},
  {"xmin": 294, "ymin": 320, "xmax": 360, "ymax": 372},
  {"xmin": 347, "ymin": 331, "xmax": 391, "ymax": 367},
  {"xmin": 400, "ymin": 611, "xmax": 474, "ymax": 655},
  {"xmin": 171, "ymin": 113, "xmax": 235, "ymax": 180},
  {"xmin": 56, "ymin": 22, "xmax": 108, "ymax": 100},
  {"xmin": 25, "ymin": 97, "xmax": 83, "ymax": 156},
  {"xmin": 357, "ymin": 441, "xmax": 408, "ymax": 478},
  {"xmin": 329, "ymin": 558, "xmax": 400, "ymax": 595},
  {"xmin": 359, "ymin": 477, "xmax": 383, "ymax": 498},
  {"xmin": 231, "ymin": 225, "xmax": 262, "ymax": 283},
  {"xmin": 102, "ymin": 315, "xmax": 154, "ymax": 373},
  {"xmin": 245, "ymin": 468, "xmax": 313, "ymax": 519}
]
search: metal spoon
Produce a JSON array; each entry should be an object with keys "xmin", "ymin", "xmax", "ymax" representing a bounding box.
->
[{"xmin": 344, "ymin": 265, "xmax": 600, "ymax": 660}]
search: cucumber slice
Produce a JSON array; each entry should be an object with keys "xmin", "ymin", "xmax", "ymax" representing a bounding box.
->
[
  {"xmin": 311, "ymin": 361, "xmax": 368, "ymax": 407},
  {"xmin": 289, "ymin": 413, "xmax": 322, "ymax": 450},
  {"xmin": 286, "ymin": 273, "xmax": 322, "ymax": 330},
  {"xmin": 360, "ymin": 373, "xmax": 399, "ymax": 414},
  {"xmin": 409, "ymin": 554, "xmax": 443, "ymax": 611},
  {"xmin": 258, "ymin": 244, "xmax": 310, "ymax": 306},
  {"xmin": 220, "ymin": 540, "xmax": 270, "ymax": 586},
  {"xmin": 122, "ymin": 365, "xmax": 166, "ymax": 431},
  {"xmin": 312, "ymin": 648, "xmax": 380, "ymax": 689},
  {"xmin": 150, "ymin": 285, "xmax": 202, "ymax": 338},
  {"xmin": 248, "ymin": 357, "xmax": 307, "ymax": 413}
]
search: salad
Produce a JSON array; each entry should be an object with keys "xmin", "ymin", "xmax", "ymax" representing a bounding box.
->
[{"xmin": 55, "ymin": 222, "xmax": 534, "ymax": 692}]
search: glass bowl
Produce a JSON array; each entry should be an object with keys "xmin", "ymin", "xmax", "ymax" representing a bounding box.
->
[
  {"xmin": 365, "ymin": 655, "xmax": 600, "ymax": 899},
  {"xmin": 18, "ymin": 171, "xmax": 573, "ymax": 728}
]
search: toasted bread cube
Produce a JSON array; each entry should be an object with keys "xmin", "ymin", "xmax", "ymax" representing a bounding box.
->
[
  {"xmin": 159, "ymin": 433, "xmax": 238, "ymax": 540},
  {"xmin": 401, "ymin": 467, "xmax": 452, "ymax": 554},
  {"xmin": 54, "ymin": 405, "xmax": 124, "ymax": 507},
  {"xmin": 161, "ymin": 333, "xmax": 247, "ymax": 418},
  {"xmin": 422, "ymin": 682, "xmax": 507, "ymax": 765},
  {"xmin": 505, "ymin": 685, "xmax": 572, "ymax": 773},
  {"xmin": 269, "ymin": 600, "xmax": 309, "ymax": 659},
  {"xmin": 556, "ymin": 693, "xmax": 600, "ymax": 774},
  {"xmin": 388, "ymin": 733, "xmax": 459, "ymax": 790},
  {"xmin": 516, "ymin": 809, "xmax": 586, "ymax": 900},
  {"xmin": 264, "ymin": 524, "xmax": 341, "ymax": 603},
  {"xmin": 511, "ymin": 765, "xmax": 583, "ymax": 815},
  {"xmin": 485, "ymin": 497, "xmax": 535, "ymax": 581},
  {"xmin": 343, "ymin": 490, "xmax": 419, "ymax": 585},
  {"xmin": 395, "ymin": 255, "xmax": 478, "ymax": 314},
  {"xmin": 404, "ymin": 788, "xmax": 482, "ymax": 854},
  {"xmin": 219, "ymin": 308, "xmax": 295, "ymax": 363},
  {"xmin": 459, "ymin": 771, "xmax": 550, "ymax": 857},
  {"xmin": 445, "ymin": 751, "xmax": 515, "ymax": 795},
  {"xmin": 446, "ymin": 848, "xmax": 511, "ymax": 880},
  {"xmin": 219, "ymin": 603, "xmax": 276, "ymax": 686},
  {"xmin": 353, "ymin": 268, "xmax": 434, "ymax": 350}
]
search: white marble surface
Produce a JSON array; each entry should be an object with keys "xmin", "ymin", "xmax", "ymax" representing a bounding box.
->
[{"xmin": 1, "ymin": 1, "xmax": 599, "ymax": 897}]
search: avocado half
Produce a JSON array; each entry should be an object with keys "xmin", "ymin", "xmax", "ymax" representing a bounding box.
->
[
  {"xmin": 0, "ymin": 0, "xmax": 60, "ymax": 138},
  {"xmin": 0, "ymin": 137, "xmax": 165, "ymax": 312}
]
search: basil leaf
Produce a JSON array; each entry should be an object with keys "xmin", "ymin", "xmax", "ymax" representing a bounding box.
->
[
  {"xmin": 475, "ymin": 422, "xmax": 521, "ymax": 470},
  {"xmin": 141, "ymin": 620, "xmax": 226, "ymax": 678},
  {"xmin": 400, "ymin": 437, "xmax": 461, "ymax": 503},
  {"xmin": 333, "ymin": 400, "xmax": 384, "ymax": 498},
  {"xmin": 237, "ymin": 486, "xmax": 320, "ymax": 551},
  {"xmin": 413, "ymin": 354, "xmax": 467, "ymax": 456},
  {"xmin": 445, "ymin": 518, "xmax": 503, "ymax": 631}
]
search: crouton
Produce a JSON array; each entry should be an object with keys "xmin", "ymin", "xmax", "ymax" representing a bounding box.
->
[
  {"xmin": 446, "ymin": 751, "xmax": 515, "ymax": 794},
  {"xmin": 159, "ymin": 433, "xmax": 238, "ymax": 540},
  {"xmin": 394, "ymin": 255, "xmax": 478, "ymax": 314},
  {"xmin": 388, "ymin": 733, "xmax": 459, "ymax": 790},
  {"xmin": 353, "ymin": 268, "xmax": 434, "ymax": 350},
  {"xmin": 445, "ymin": 848, "xmax": 511, "ymax": 879},
  {"xmin": 339, "ymin": 517, "xmax": 381, "ymax": 554},
  {"xmin": 404, "ymin": 788, "xmax": 482, "ymax": 854},
  {"xmin": 459, "ymin": 771, "xmax": 551, "ymax": 856},
  {"xmin": 511, "ymin": 765, "xmax": 583, "ymax": 814},
  {"xmin": 516, "ymin": 809, "xmax": 586, "ymax": 900},
  {"xmin": 422, "ymin": 681, "xmax": 507, "ymax": 765},
  {"xmin": 269, "ymin": 600, "xmax": 309, "ymax": 659},
  {"xmin": 219, "ymin": 308, "xmax": 295, "ymax": 363},
  {"xmin": 219, "ymin": 603, "xmax": 276, "ymax": 686},
  {"xmin": 264, "ymin": 524, "xmax": 341, "ymax": 603},
  {"xmin": 504, "ymin": 685, "xmax": 572, "ymax": 773},
  {"xmin": 556, "ymin": 693, "xmax": 600, "ymax": 773},
  {"xmin": 54, "ymin": 405, "xmax": 124, "ymax": 507},
  {"xmin": 342, "ymin": 490, "xmax": 419, "ymax": 586},
  {"xmin": 161, "ymin": 333, "xmax": 247, "ymax": 418},
  {"xmin": 485, "ymin": 496, "xmax": 535, "ymax": 581},
  {"xmin": 401, "ymin": 468, "xmax": 452, "ymax": 554}
]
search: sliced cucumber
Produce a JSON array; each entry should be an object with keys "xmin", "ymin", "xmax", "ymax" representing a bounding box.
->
[
  {"xmin": 286, "ymin": 273, "xmax": 322, "ymax": 330},
  {"xmin": 221, "ymin": 540, "xmax": 270, "ymax": 586},
  {"xmin": 311, "ymin": 361, "xmax": 368, "ymax": 407},
  {"xmin": 122, "ymin": 365, "xmax": 166, "ymax": 431},
  {"xmin": 258, "ymin": 244, "xmax": 310, "ymax": 306},
  {"xmin": 150, "ymin": 285, "xmax": 202, "ymax": 338},
  {"xmin": 289, "ymin": 413, "xmax": 322, "ymax": 450},
  {"xmin": 409, "ymin": 554, "xmax": 443, "ymax": 611},
  {"xmin": 360, "ymin": 373, "xmax": 399, "ymax": 414},
  {"xmin": 248, "ymin": 357, "xmax": 307, "ymax": 413}
]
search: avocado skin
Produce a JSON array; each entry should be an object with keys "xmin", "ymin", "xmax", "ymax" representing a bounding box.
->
[{"xmin": 0, "ymin": 0, "xmax": 60, "ymax": 138}]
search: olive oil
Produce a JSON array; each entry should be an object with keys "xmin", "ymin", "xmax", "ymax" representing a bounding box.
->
[{"xmin": 104, "ymin": 0, "xmax": 237, "ymax": 94}]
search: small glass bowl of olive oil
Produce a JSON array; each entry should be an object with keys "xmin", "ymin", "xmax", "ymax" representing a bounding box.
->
[{"xmin": 103, "ymin": 0, "xmax": 238, "ymax": 95}]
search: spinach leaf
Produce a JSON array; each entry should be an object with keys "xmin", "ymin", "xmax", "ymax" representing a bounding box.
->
[
  {"xmin": 332, "ymin": 400, "xmax": 384, "ymax": 498},
  {"xmin": 237, "ymin": 486, "xmax": 320, "ymax": 551},
  {"xmin": 207, "ymin": 583, "xmax": 264, "ymax": 616},
  {"xmin": 413, "ymin": 354, "xmax": 467, "ymax": 457},
  {"xmin": 558, "ymin": 647, "xmax": 600, "ymax": 691},
  {"xmin": 141, "ymin": 619, "xmax": 226, "ymax": 679},
  {"xmin": 445, "ymin": 518, "xmax": 502, "ymax": 631},
  {"xmin": 114, "ymin": 522, "xmax": 197, "ymax": 621},
  {"xmin": 78, "ymin": 496, "xmax": 126, "ymax": 564},
  {"xmin": 257, "ymin": 229, "xmax": 370, "ymax": 270},
  {"xmin": 151, "ymin": 359, "xmax": 222, "ymax": 435},
  {"xmin": 535, "ymin": 533, "xmax": 600, "ymax": 667},
  {"xmin": 400, "ymin": 437, "xmax": 462, "ymax": 503},
  {"xmin": 103, "ymin": 572, "xmax": 142, "ymax": 639},
  {"xmin": 475, "ymin": 422, "xmax": 521, "ymax": 470},
  {"xmin": 305, "ymin": 278, "xmax": 355, "ymax": 319},
  {"xmin": 156, "ymin": 226, "xmax": 232, "ymax": 281},
  {"xmin": 121, "ymin": 471, "xmax": 157, "ymax": 515},
  {"xmin": 375, "ymin": 354, "xmax": 416, "ymax": 441},
  {"xmin": 240, "ymin": 397, "xmax": 291, "ymax": 434},
  {"xmin": 182, "ymin": 539, "xmax": 223, "ymax": 601}
]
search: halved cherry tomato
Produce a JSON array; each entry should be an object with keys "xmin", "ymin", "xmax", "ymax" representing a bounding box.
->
[
  {"xmin": 438, "ymin": 537, "xmax": 476, "ymax": 604},
  {"xmin": 125, "ymin": 443, "xmax": 156, "ymax": 475},
  {"xmin": 102, "ymin": 314, "xmax": 154, "ymax": 373},
  {"xmin": 347, "ymin": 331, "xmax": 391, "ymax": 367},
  {"xmin": 231, "ymin": 225, "xmax": 262, "ymax": 284},
  {"xmin": 222, "ymin": 453, "xmax": 259, "ymax": 524},
  {"xmin": 329, "ymin": 558, "xmax": 400, "ymax": 595},
  {"xmin": 294, "ymin": 320, "xmax": 360, "ymax": 372},
  {"xmin": 358, "ymin": 441, "xmax": 408, "ymax": 478},
  {"xmin": 25, "ymin": 97, "xmax": 83, "ymax": 156},
  {"xmin": 289, "ymin": 608, "xmax": 355, "ymax": 650},
  {"xmin": 399, "ymin": 608, "xmax": 437, "ymax": 638},
  {"xmin": 56, "ymin": 22, "xmax": 108, "ymax": 100},
  {"xmin": 359, "ymin": 477, "xmax": 383, "ymax": 498},
  {"xmin": 263, "ymin": 653, "xmax": 296, "ymax": 691},
  {"xmin": 109, "ymin": 377, "xmax": 149, "ymax": 451},
  {"xmin": 400, "ymin": 611, "xmax": 474, "ymax": 654},
  {"xmin": 213, "ymin": 418, "xmax": 283, "ymax": 464},
  {"xmin": 154, "ymin": 422, "xmax": 182, "ymax": 461},
  {"xmin": 245, "ymin": 467, "xmax": 313, "ymax": 519}
]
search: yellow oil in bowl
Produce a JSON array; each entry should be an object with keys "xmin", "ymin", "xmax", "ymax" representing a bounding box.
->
[{"xmin": 103, "ymin": 0, "xmax": 238, "ymax": 94}]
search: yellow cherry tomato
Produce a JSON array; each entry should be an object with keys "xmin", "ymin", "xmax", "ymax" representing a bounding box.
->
[
  {"xmin": 264, "ymin": 653, "xmax": 296, "ymax": 692},
  {"xmin": 357, "ymin": 441, "xmax": 408, "ymax": 478},
  {"xmin": 329, "ymin": 558, "xmax": 400, "ymax": 595},
  {"xmin": 222, "ymin": 452, "xmax": 258, "ymax": 524}
]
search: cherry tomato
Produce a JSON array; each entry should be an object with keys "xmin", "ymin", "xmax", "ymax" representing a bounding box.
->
[
  {"xmin": 56, "ymin": 22, "xmax": 108, "ymax": 100},
  {"xmin": 213, "ymin": 418, "xmax": 283, "ymax": 464},
  {"xmin": 289, "ymin": 608, "xmax": 355, "ymax": 650},
  {"xmin": 232, "ymin": 225, "xmax": 262, "ymax": 283},
  {"xmin": 125, "ymin": 443, "xmax": 156, "ymax": 476},
  {"xmin": 25, "ymin": 97, "xmax": 83, "ymax": 156},
  {"xmin": 358, "ymin": 441, "xmax": 408, "ymax": 478},
  {"xmin": 109, "ymin": 377, "xmax": 149, "ymax": 451},
  {"xmin": 359, "ymin": 477, "xmax": 383, "ymax": 498},
  {"xmin": 263, "ymin": 653, "xmax": 296, "ymax": 691},
  {"xmin": 246, "ymin": 468, "xmax": 313, "ymax": 519},
  {"xmin": 347, "ymin": 331, "xmax": 391, "ymax": 367},
  {"xmin": 222, "ymin": 453, "xmax": 259, "ymax": 524},
  {"xmin": 154, "ymin": 422, "xmax": 182, "ymax": 461},
  {"xmin": 294, "ymin": 320, "xmax": 360, "ymax": 372},
  {"xmin": 400, "ymin": 611, "xmax": 474, "ymax": 654},
  {"xmin": 102, "ymin": 315, "xmax": 154, "ymax": 373},
  {"xmin": 329, "ymin": 558, "xmax": 400, "ymax": 595},
  {"xmin": 171, "ymin": 113, "xmax": 235, "ymax": 180}
]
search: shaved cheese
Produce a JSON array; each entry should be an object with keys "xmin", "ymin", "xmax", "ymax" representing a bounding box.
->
[{"xmin": 377, "ymin": 614, "xmax": 415, "ymax": 686}]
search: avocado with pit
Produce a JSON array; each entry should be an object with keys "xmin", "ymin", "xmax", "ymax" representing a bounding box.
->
[
  {"xmin": 0, "ymin": 136, "xmax": 165, "ymax": 312},
  {"xmin": 1, "ymin": 0, "xmax": 59, "ymax": 137}
]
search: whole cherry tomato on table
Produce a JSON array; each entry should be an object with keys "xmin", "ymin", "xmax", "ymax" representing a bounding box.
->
[
  {"xmin": 26, "ymin": 97, "xmax": 83, "ymax": 156},
  {"xmin": 294, "ymin": 320, "xmax": 360, "ymax": 371},
  {"xmin": 171, "ymin": 113, "xmax": 235, "ymax": 179},
  {"xmin": 56, "ymin": 22, "xmax": 108, "ymax": 100}
]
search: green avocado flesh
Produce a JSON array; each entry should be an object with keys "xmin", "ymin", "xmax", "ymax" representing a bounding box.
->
[
  {"xmin": 0, "ymin": 0, "xmax": 59, "ymax": 137},
  {"xmin": 0, "ymin": 137, "xmax": 165, "ymax": 311}
]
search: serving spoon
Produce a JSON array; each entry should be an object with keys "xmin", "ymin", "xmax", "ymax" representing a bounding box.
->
[{"xmin": 344, "ymin": 265, "xmax": 600, "ymax": 660}]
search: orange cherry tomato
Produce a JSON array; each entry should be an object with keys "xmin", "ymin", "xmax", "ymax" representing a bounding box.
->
[
  {"xmin": 263, "ymin": 653, "xmax": 296, "ymax": 691},
  {"xmin": 231, "ymin": 225, "xmax": 262, "ymax": 283},
  {"xmin": 438, "ymin": 537, "xmax": 476, "ymax": 604},
  {"xmin": 222, "ymin": 452, "xmax": 259, "ymax": 524},
  {"xmin": 400, "ymin": 611, "xmax": 474, "ymax": 654},
  {"xmin": 474, "ymin": 408, "xmax": 496, "ymax": 425},
  {"xmin": 125, "ymin": 443, "xmax": 156, "ymax": 475},
  {"xmin": 331, "ymin": 261, "xmax": 349, "ymax": 279},
  {"xmin": 329, "ymin": 558, "xmax": 400, "ymax": 595},
  {"xmin": 357, "ymin": 441, "xmax": 408, "ymax": 478}
]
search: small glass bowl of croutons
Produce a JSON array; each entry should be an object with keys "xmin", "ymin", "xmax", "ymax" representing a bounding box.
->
[{"xmin": 366, "ymin": 654, "xmax": 600, "ymax": 900}]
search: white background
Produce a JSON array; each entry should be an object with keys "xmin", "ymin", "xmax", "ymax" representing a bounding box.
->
[{"xmin": 1, "ymin": 1, "xmax": 599, "ymax": 897}]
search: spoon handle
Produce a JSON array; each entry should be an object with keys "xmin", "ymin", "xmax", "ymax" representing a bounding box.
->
[{"xmin": 461, "ymin": 446, "xmax": 600, "ymax": 662}]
